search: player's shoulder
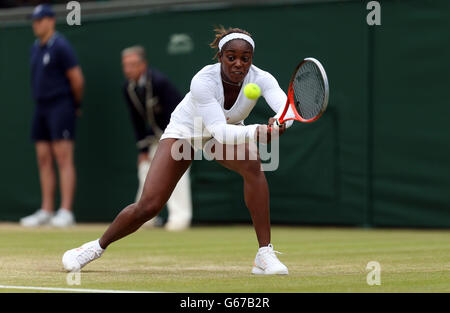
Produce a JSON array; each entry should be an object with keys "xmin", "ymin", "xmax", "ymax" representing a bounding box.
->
[
  {"xmin": 249, "ymin": 64, "xmax": 275, "ymax": 80},
  {"xmin": 193, "ymin": 63, "xmax": 220, "ymax": 79},
  {"xmin": 191, "ymin": 63, "xmax": 220, "ymax": 88},
  {"xmin": 249, "ymin": 64, "xmax": 279, "ymax": 87},
  {"xmin": 190, "ymin": 63, "xmax": 221, "ymax": 100}
]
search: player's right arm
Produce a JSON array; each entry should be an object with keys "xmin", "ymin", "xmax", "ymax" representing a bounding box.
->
[
  {"xmin": 258, "ymin": 72, "xmax": 294, "ymax": 128},
  {"xmin": 190, "ymin": 77, "xmax": 259, "ymax": 144}
]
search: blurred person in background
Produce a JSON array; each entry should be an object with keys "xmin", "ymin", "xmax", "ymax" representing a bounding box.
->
[
  {"xmin": 20, "ymin": 4, "xmax": 84, "ymax": 227},
  {"xmin": 121, "ymin": 46, "xmax": 192, "ymax": 231}
]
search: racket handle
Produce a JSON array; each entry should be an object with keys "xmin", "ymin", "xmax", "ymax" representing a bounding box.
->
[{"xmin": 268, "ymin": 118, "xmax": 282, "ymax": 133}]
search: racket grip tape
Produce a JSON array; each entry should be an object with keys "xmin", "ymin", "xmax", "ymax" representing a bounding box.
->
[{"xmin": 268, "ymin": 119, "xmax": 282, "ymax": 133}]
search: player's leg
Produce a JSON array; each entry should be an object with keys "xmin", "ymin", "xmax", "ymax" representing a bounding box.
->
[
  {"xmin": 136, "ymin": 142, "xmax": 155, "ymax": 204},
  {"xmin": 136, "ymin": 153, "xmax": 151, "ymax": 203},
  {"xmin": 139, "ymin": 143, "xmax": 162, "ymax": 228},
  {"xmin": 214, "ymin": 142, "xmax": 270, "ymax": 247},
  {"xmin": 63, "ymin": 138, "xmax": 193, "ymax": 271},
  {"xmin": 99, "ymin": 138, "xmax": 192, "ymax": 248},
  {"xmin": 213, "ymin": 141, "xmax": 288, "ymax": 275},
  {"xmin": 165, "ymin": 166, "xmax": 192, "ymax": 231}
]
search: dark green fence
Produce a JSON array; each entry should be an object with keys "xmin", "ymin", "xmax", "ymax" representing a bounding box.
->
[{"xmin": 0, "ymin": 0, "xmax": 449, "ymax": 227}]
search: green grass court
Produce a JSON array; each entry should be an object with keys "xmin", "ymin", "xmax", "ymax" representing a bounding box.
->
[{"xmin": 0, "ymin": 223, "xmax": 449, "ymax": 293}]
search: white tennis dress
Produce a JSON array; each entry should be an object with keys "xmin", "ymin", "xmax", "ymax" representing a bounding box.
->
[{"xmin": 161, "ymin": 63, "xmax": 293, "ymax": 146}]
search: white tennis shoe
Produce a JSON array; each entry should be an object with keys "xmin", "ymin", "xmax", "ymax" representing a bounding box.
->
[
  {"xmin": 20, "ymin": 209, "xmax": 52, "ymax": 227},
  {"xmin": 62, "ymin": 239, "xmax": 104, "ymax": 272},
  {"xmin": 251, "ymin": 244, "xmax": 289, "ymax": 275},
  {"xmin": 50, "ymin": 208, "xmax": 75, "ymax": 227}
]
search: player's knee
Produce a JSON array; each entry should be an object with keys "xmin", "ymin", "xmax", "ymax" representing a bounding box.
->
[
  {"xmin": 239, "ymin": 160, "xmax": 262, "ymax": 179},
  {"xmin": 136, "ymin": 196, "xmax": 163, "ymax": 221}
]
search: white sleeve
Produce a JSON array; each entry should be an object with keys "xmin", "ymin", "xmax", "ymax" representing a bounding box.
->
[
  {"xmin": 191, "ymin": 77, "xmax": 259, "ymax": 144},
  {"xmin": 260, "ymin": 72, "xmax": 295, "ymax": 128}
]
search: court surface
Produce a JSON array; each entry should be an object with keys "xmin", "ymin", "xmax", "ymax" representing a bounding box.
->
[{"xmin": 0, "ymin": 223, "xmax": 448, "ymax": 293}]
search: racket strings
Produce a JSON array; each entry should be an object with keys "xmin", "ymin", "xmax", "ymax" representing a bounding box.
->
[{"xmin": 293, "ymin": 62, "xmax": 325, "ymax": 120}]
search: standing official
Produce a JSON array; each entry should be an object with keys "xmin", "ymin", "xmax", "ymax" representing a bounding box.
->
[
  {"xmin": 20, "ymin": 4, "xmax": 84, "ymax": 227},
  {"xmin": 121, "ymin": 46, "xmax": 192, "ymax": 231}
]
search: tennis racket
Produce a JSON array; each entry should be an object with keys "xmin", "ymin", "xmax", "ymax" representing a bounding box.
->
[{"xmin": 273, "ymin": 57, "xmax": 329, "ymax": 128}]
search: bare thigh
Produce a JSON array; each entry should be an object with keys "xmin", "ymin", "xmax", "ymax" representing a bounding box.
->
[
  {"xmin": 211, "ymin": 141, "xmax": 262, "ymax": 175},
  {"xmin": 138, "ymin": 138, "xmax": 193, "ymax": 210}
]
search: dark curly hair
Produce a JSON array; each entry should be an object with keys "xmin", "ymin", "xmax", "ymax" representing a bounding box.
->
[{"xmin": 209, "ymin": 25, "xmax": 253, "ymax": 60}]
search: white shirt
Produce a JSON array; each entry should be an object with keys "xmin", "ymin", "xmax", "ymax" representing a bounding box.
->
[{"xmin": 161, "ymin": 63, "xmax": 293, "ymax": 145}]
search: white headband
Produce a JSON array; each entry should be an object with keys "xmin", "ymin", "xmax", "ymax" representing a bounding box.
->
[{"xmin": 218, "ymin": 33, "xmax": 255, "ymax": 51}]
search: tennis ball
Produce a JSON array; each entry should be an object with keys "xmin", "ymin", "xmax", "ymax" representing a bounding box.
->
[{"xmin": 244, "ymin": 83, "xmax": 261, "ymax": 100}]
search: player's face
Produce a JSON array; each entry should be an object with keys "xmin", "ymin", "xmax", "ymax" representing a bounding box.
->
[
  {"xmin": 122, "ymin": 53, "xmax": 147, "ymax": 81},
  {"xmin": 32, "ymin": 17, "xmax": 54, "ymax": 38},
  {"xmin": 219, "ymin": 39, "xmax": 253, "ymax": 85}
]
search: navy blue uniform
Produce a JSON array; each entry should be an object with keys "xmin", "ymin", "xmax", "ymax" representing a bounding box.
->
[
  {"xmin": 123, "ymin": 67, "xmax": 182, "ymax": 153},
  {"xmin": 30, "ymin": 32, "xmax": 79, "ymax": 141}
]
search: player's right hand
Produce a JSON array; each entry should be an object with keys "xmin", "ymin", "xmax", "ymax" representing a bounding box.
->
[{"xmin": 267, "ymin": 117, "xmax": 286, "ymax": 137}]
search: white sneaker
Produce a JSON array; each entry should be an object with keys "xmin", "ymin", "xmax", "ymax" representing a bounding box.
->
[
  {"xmin": 164, "ymin": 219, "xmax": 190, "ymax": 232},
  {"xmin": 251, "ymin": 244, "xmax": 289, "ymax": 275},
  {"xmin": 62, "ymin": 239, "xmax": 104, "ymax": 272},
  {"xmin": 50, "ymin": 208, "xmax": 75, "ymax": 227},
  {"xmin": 20, "ymin": 209, "xmax": 52, "ymax": 227}
]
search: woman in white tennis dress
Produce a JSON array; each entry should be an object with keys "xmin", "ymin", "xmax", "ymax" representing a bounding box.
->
[
  {"xmin": 63, "ymin": 27, "xmax": 293, "ymax": 275},
  {"xmin": 162, "ymin": 60, "xmax": 292, "ymax": 145}
]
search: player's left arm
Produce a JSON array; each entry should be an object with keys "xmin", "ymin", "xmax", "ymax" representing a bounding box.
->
[{"xmin": 259, "ymin": 73, "xmax": 293, "ymax": 133}]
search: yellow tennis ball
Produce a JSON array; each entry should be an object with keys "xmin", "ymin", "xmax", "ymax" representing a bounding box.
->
[{"xmin": 244, "ymin": 83, "xmax": 261, "ymax": 100}]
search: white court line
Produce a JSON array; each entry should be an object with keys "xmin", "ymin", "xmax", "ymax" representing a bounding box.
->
[{"xmin": 0, "ymin": 285, "xmax": 164, "ymax": 293}]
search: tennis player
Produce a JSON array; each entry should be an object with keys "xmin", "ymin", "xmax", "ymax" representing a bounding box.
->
[{"xmin": 63, "ymin": 27, "xmax": 294, "ymax": 275}]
